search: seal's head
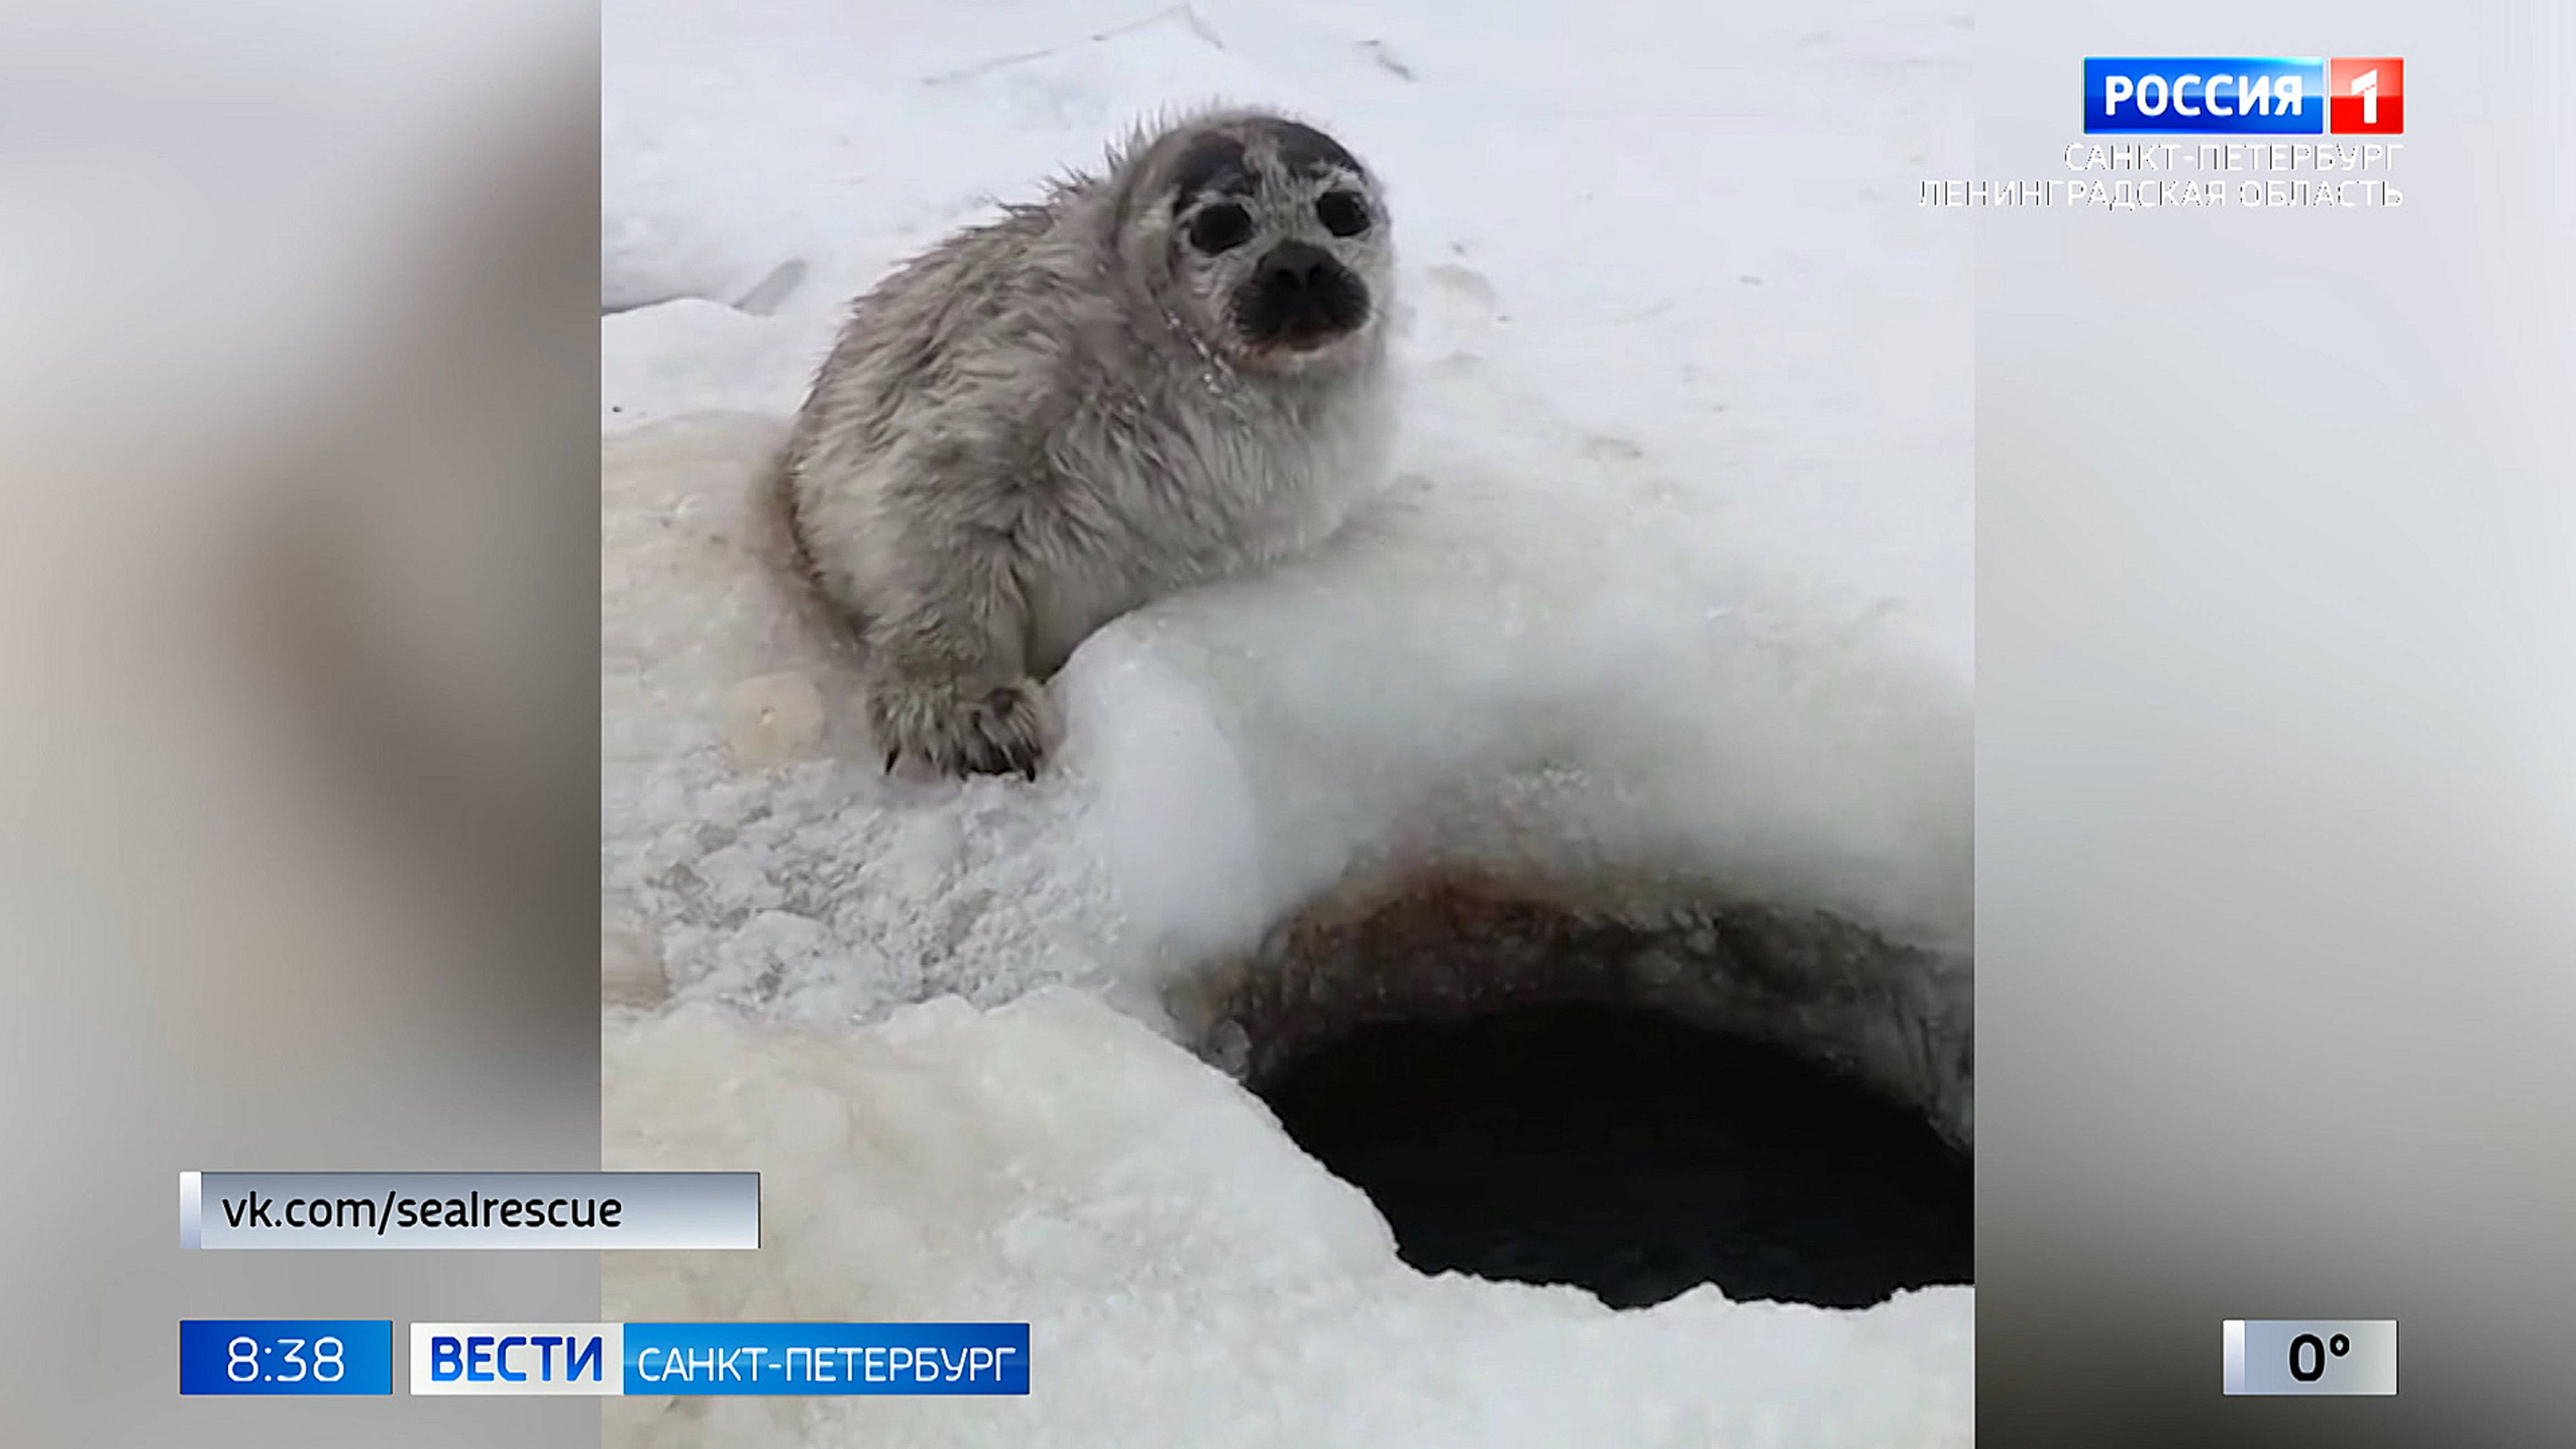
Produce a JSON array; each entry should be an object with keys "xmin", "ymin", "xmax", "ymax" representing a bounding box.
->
[{"xmin": 1118, "ymin": 111, "xmax": 1391, "ymax": 375}]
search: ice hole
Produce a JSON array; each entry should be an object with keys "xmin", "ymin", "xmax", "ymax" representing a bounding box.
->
[{"xmin": 1173, "ymin": 876, "xmax": 1973, "ymax": 1309}]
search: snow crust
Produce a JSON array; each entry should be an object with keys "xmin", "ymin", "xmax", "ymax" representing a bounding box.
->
[{"xmin": 603, "ymin": 993, "xmax": 1972, "ymax": 1448}]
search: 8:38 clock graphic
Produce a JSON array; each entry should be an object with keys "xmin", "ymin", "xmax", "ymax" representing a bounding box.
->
[{"xmin": 179, "ymin": 1320, "xmax": 394, "ymax": 1395}]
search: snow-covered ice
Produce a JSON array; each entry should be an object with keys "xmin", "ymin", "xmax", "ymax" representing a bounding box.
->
[
  {"xmin": 603, "ymin": 0, "xmax": 1972, "ymax": 1442},
  {"xmin": 606, "ymin": 994, "xmax": 1972, "ymax": 1447}
]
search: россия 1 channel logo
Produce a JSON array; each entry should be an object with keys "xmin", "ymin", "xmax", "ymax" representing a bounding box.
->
[{"xmin": 2085, "ymin": 58, "xmax": 2404, "ymax": 135}]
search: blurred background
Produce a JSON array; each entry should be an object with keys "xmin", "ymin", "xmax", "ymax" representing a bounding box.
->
[
  {"xmin": 1977, "ymin": 3, "xmax": 2576, "ymax": 1444},
  {"xmin": 0, "ymin": 1, "xmax": 601, "ymax": 1442}
]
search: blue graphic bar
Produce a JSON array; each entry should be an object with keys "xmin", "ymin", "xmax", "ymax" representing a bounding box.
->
[
  {"xmin": 179, "ymin": 1319, "xmax": 395, "ymax": 1395},
  {"xmin": 2085, "ymin": 58, "xmax": 2325, "ymax": 133},
  {"xmin": 622, "ymin": 1322, "xmax": 1030, "ymax": 1396}
]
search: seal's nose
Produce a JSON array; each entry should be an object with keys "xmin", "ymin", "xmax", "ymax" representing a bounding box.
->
[{"xmin": 1255, "ymin": 241, "xmax": 1335, "ymax": 293}]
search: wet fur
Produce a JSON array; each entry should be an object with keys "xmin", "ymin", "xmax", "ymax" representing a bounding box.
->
[{"xmin": 780, "ymin": 108, "xmax": 1397, "ymax": 777}]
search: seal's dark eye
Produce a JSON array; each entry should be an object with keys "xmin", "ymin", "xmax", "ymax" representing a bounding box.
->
[
  {"xmin": 1187, "ymin": 202, "xmax": 1253, "ymax": 255},
  {"xmin": 1315, "ymin": 189, "xmax": 1370, "ymax": 237}
]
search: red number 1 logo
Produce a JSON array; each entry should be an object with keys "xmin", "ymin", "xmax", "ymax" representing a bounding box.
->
[{"xmin": 2329, "ymin": 57, "xmax": 2404, "ymax": 134}]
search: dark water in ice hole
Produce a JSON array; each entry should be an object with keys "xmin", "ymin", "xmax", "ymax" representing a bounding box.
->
[{"xmin": 1252, "ymin": 1001, "xmax": 1972, "ymax": 1309}]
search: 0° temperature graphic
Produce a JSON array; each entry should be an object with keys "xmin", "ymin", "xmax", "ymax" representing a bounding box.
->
[{"xmin": 2223, "ymin": 1319, "xmax": 2398, "ymax": 1396}]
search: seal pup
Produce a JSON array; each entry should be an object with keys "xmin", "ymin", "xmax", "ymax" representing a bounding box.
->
[{"xmin": 780, "ymin": 108, "xmax": 1397, "ymax": 777}]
